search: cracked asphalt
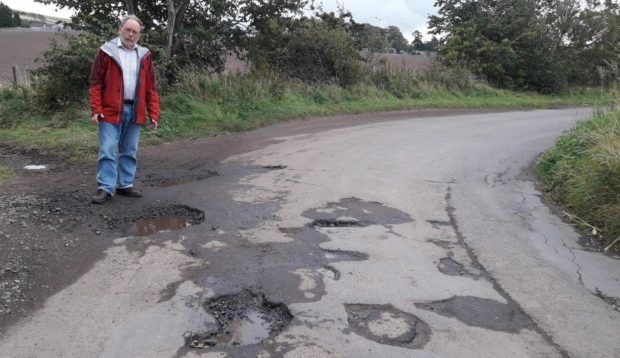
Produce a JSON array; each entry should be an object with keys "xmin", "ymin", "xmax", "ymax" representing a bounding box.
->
[{"xmin": 1, "ymin": 108, "xmax": 619, "ymax": 357}]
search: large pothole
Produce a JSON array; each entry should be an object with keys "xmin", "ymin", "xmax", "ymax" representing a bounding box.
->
[
  {"xmin": 344, "ymin": 304, "xmax": 431, "ymax": 349},
  {"xmin": 105, "ymin": 205, "xmax": 205, "ymax": 237},
  {"xmin": 185, "ymin": 290, "xmax": 293, "ymax": 348}
]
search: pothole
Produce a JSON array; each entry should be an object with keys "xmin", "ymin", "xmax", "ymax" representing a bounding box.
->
[
  {"xmin": 185, "ymin": 290, "xmax": 293, "ymax": 348},
  {"xmin": 415, "ymin": 296, "xmax": 531, "ymax": 333},
  {"xmin": 427, "ymin": 220, "xmax": 451, "ymax": 229},
  {"xmin": 595, "ymin": 289, "xmax": 620, "ymax": 312},
  {"xmin": 438, "ymin": 257, "xmax": 469, "ymax": 276},
  {"xmin": 323, "ymin": 249, "xmax": 369, "ymax": 262},
  {"xmin": 318, "ymin": 265, "xmax": 341, "ymax": 280},
  {"xmin": 263, "ymin": 165, "xmax": 287, "ymax": 170},
  {"xmin": 303, "ymin": 198, "xmax": 413, "ymax": 228},
  {"xmin": 108, "ymin": 205, "xmax": 205, "ymax": 237},
  {"xmin": 124, "ymin": 217, "xmax": 191, "ymax": 237},
  {"xmin": 344, "ymin": 304, "xmax": 431, "ymax": 349},
  {"xmin": 142, "ymin": 170, "xmax": 219, "ymax": 187},
  {"xmin": 311, "ymin": 218, "xmax": 363, "ymax": 228}
]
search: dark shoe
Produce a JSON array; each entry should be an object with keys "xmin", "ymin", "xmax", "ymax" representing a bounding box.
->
[
  {"xmin": 92, "ymin": 189, "xmax": 112, "ymax": 204},
  {"xmin": 116, "ymin": 187, "xmax": 142, "ymax": 198}
]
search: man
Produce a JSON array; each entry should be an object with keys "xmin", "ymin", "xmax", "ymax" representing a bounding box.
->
[{"xmin": 89, "ymin": 15, "xmax": 159, "ymax": 204}]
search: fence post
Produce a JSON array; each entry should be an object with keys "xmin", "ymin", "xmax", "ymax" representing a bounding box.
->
[{"xmin": 12, "ymin": 66, "xmax": 17, "ymax": 84}]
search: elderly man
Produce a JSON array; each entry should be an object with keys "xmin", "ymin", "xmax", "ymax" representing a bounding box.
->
[{"xmin": 89, "ymin": 15, "xmax": 160, "ymax": 204}]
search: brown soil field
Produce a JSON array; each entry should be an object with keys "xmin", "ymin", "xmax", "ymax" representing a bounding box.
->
[
  {"xmin": 0, "ymin": 30, "xmax": 71, "ymax": 85},
  {"xmin": 0, "ymin": 29, "xmax": 431, "ymax": 85}
]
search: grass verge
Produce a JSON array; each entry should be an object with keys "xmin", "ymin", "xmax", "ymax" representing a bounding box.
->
[
  {"xmin": 0, "ymin": 71, "xmax": 616, "ymax": 162},
  {"xmin": 537, "ymin": 109, "xmax": 620, "ymax": 245}
]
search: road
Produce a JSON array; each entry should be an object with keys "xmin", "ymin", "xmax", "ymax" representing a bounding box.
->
[{"xmin": 0, "ymin": 108, "xmax": 619, "ymax": 357}]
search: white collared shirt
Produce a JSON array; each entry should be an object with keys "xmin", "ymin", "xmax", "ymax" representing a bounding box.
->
[{"xmin": 117, "ymin": 38, "xmax": 138, "ymax": 101}]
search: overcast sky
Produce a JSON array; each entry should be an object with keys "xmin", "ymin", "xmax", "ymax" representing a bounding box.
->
[
  {"xmin": 3, "ymin": 0, "xmax": 437, "ymax": 40},
  {"xmin": 318, "ymin": 0, "xmax": 436, "ymax": 40}
]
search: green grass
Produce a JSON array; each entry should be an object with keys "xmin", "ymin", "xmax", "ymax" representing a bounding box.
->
[
  {"xmin": 537, "ymin": 109, "xmax": 620, "ymax": 245},
  {"xmin": 0, "ymin": 71, "xmax": 616, "ymax": 162},
  {"xmin": 0, "ymin": 164, "xmax": 15, "ymax": 185}
]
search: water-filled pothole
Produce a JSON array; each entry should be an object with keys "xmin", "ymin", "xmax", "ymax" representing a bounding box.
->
[
  {"xmin": 111, "ymin": 205, "xmax": 205, "ymax": 237},
  {"xmin": 185, "ymin": 290, "xmax": 293, "ymax": 348},
  {"xmin": 124, "ymin": 217, "xmax": 190, "ymax": 236},
  {"xmin": 345, "ymin": 304, "xmax": 431, "ymax": 349}
]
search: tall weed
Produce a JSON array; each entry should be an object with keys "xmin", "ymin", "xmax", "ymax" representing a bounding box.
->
[{"xmin": 538, "ymin": 110, "xmax": 620, "ymax": 243}]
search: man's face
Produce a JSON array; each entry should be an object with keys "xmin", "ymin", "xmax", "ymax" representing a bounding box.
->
[{"xmin": 119, "ymin": 19, "xmax": 141, "ymax": 49}]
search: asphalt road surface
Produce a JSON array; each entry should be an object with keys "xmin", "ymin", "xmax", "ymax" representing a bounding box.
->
[{"xmin": 1, "ymin": 108, "xmax": 619, "ymax": 357}]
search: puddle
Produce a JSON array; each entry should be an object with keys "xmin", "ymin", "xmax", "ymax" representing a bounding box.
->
[
  {"xmin": 344, "ymin": 303, "xmax": 431, "ymax": 349},
  {"xmin": 438, "ymin": 257, "xmax": 469, "ymax": 276},
  {"xmin": 123, "ymin": 217, "xmax": 191, "ymax": 236},
  {"xmin": 185, "ymin": 290, "xmax": 293, "ymax": 348},
  {"xmin": 415, "ymin": 296, "xmax": 531, "ymax": 333},
  {"xmin": 107, "ymin": 205, "xmax": 205, "ymax": 237}
]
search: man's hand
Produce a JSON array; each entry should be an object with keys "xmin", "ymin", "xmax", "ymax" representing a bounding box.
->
[
  {"xmin": 147, "ymin": 119, "xmax": 158, "ymax": 130},
  {"xmin": 91, "ymin": 113, "xmax": 104, "ymax": 125}
]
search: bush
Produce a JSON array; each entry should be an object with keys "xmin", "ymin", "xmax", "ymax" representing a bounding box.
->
[
  {"xmin": 0, "ymin": 84, "xmax": 34, "ymax": 128},
  {"xmin": 32, "ymin": 33, "xmax": 103, "ymax": 109},
  {"xmin": 249, "ymin": 18, "xmax": 363, "ymax": 86}
]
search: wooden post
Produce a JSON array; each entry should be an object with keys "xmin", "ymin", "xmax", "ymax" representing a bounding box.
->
[{"xmin": 12, "ymin": 66, "xmax": 17, "ymax": 84}]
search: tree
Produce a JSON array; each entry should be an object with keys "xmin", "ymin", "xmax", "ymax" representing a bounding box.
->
[
  {"xmin": 412, "ymin": 30, "xmax": 424, "ymax": 51},
  {"xmin": 352, "ymin": 23, "xmax": 388, "ymax": 52},
  {"xmin": 569, "ymin": 0, "xmax": 620, "ymax": 85},
  {"xmin": 35, "ymin": 0, "xmax": 309, "ymax": 73},
  {"xmin": 0, "ymin": 2, "xmax": 19, "ymax": 27},
  {"xmin": 248, "ymin": 11, "xmax": 362, "ymax": 86},
  {"xmin": 385, "ymin": 26, "xmax": 408, "ymax": 53},
  {"xmin": 429, "ymin": 0, "xmax": 568, "ymax": 92}
]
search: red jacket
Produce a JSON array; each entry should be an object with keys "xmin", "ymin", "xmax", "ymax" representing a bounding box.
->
[{"xmin": 89, "ymin": 38, "xmax": 159, "ymax": 125}]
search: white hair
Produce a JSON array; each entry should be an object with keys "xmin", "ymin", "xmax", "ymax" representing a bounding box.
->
[{"xmin": 120, "ymin": 15, "xmax": 144, "ymax": 31}]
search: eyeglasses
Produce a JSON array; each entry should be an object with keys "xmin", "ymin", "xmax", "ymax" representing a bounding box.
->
[{"xmin": 122, "ymin": 27, "xmax": 140, "ymax": 35}]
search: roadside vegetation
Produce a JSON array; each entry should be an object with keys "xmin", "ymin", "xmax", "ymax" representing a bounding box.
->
[
  {"xmin": 0, "ymin": 68, "xmax": 612, "ymax": 160},
  {"xmin": 538, "ymin": 110, "xmax": 620, "ymax": 247}
]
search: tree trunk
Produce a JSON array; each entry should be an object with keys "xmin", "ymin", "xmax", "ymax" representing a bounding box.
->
[
  {"xmin": 166, "ymin": 0, "xmax": 190, "ymax": 57},
  {"xmin": 124, "ymin": 0, "xmax": 138, "ymax": 15}
]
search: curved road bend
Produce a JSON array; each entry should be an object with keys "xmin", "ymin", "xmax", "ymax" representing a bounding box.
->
[{"xmin": 1, "ymin": 108, "xmax": 619, "ymax": 357}]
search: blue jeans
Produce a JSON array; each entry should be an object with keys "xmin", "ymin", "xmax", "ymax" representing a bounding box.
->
[{"xmin": 97, "ymin": 104, "xmax": 142, "ymax": 194}]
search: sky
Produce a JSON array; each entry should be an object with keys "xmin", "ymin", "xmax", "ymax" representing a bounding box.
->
[
  {"xmin": 2, "ymin": 0, "xmax": 437, "ymax": 40},
  {"xmin": 317, "ymin": 0, "xmax": 437, "ymax": 41},
  {"xmin": 3, "ymin": 0, "xmax": 74, "ymax": 19}
]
